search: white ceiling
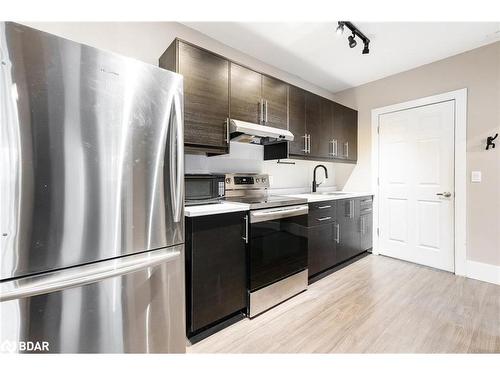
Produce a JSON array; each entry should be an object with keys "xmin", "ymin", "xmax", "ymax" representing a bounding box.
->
[{"xmin": 184, "ymin": 22, "xmax": 500, "ymax": 93}]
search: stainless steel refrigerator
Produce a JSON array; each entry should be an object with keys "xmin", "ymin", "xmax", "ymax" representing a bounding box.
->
[{"xmin": 0, "ymin": 22, "xmax": 185, "ymax": 353}]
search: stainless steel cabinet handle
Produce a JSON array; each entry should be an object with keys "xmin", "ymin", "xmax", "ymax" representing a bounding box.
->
[
  {"xmin": 345, "ymin": 141, "xmax": 349, "ymax": 158},
  {"xmin": 265, "ymin": 100, "xmax": 268, "ymax": 123},
  {"xmin": 259, "ymin": 99, "xmax": 264, "ymax": 124},
  {"xmin": 301, "ymin": 134, "xmax": 308, "ymax": 153},
  {"xmin": 436, "ymin": 192, "xmax": 452, "ymax": 198},
  {"xmin": 307, "ymin": 134, "xmax": 311, "ymax": 154},
  {"xmin": 329, "ymin": 140, "xmax": 334, "ymax": 156},
  {"xmin": 333, "ymin": 139, "xmax": 338, "ymax": 157},
  {"xmin": 317, "ymin": 216, "xmax": 332, "ymax": 221},
  {"xmin": 317, "ymin": 205, "xmax": 332, "ymax": 209},
  {"xmin": 335, "ymin": 223, "xmax": 340, "ymax": 244},
  {"xmin": 225, "ymin": 118, "xmax": 230, "ymax": 144},
  {"xmin": 345, "ymin": 200, "xmax": 354, "ymax": 218},
  {"xmin": 360, "ymin": 216, "xmax": 365, "ymax": 234},
  {"xmin": 242, "ymin": 215, "xmax": 249, "ymax": 243}
]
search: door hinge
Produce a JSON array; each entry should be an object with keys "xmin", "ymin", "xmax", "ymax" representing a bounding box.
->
[{"xmin": 377, "ymin": 228, "xmax": 380, "ymax": 236}]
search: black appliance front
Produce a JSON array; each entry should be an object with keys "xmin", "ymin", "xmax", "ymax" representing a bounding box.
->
[
  {"xmin": 185, "ymin": 174, "xmax": 225, "ymax": 205},
  {"xmin": 185, "ymin": 212, "xmax": 247, "ymax": 337},
  {"xmin": 249, "ymin": 213, "xmax": 308, "ymax": 291}
]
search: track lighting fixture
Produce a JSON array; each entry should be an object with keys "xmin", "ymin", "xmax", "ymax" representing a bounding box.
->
[
  {"xmin": 348, "ymin": 34, "xmax": 357, "ymax": 48},
  {"xmin": 336, "ymin": 21, "xmax": 371, "ymax": 55}
]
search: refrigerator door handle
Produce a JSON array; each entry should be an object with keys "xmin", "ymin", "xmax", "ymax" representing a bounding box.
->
[
  {"xmin": 0, "ymin": 248, "xmax": 182, "ymax": 302},
  {"xmin": 170, "ymin": 90, "xmax": 184, "ymax": 223}
]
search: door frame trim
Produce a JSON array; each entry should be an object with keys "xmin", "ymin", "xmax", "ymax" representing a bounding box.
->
[{"xmin": 371, "ymin": 88, "xmax": 467, "ymax": 275}]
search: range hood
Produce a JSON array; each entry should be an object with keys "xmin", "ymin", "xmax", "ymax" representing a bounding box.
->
[{"xmin": 229, "ymin": 119, "xmax": 294, "ymax": 145}]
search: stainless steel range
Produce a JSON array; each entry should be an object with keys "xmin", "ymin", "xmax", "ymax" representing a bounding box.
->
[{"xmin": 225, "ymin": 174, "xmax": 309, "ymax": 317}]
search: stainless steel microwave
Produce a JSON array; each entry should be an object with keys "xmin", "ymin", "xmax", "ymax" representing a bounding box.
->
[{"xmin": 185, "ymin": 174, "xmax": 225, "ymax": 206}]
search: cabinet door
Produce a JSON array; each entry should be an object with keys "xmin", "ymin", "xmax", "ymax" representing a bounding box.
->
[
  {"xmin": 344, "ymin": 107, "xmax": 358, "ymax": 162},
  {"xmin": 230, "ymin": 63, "xmax": 262, "ymax": 124},
  {"xmin": 306, "ymin": 92, "xmax": 324, "ymax": 158},
  {"xmin": 288, "ymin": 85, "xmax": 307, "ymax": 155},
  {"xmin": 262, "ymin": 76, "xmax": 288, "ymax": 129},
  {"xmin": 320, "ymin": 98, "xmax": 335, "ymax": 159},
  {"xmin": 360, "ymin": 213, "xmax": 373, "ymax": 251},
  {"xmin": 178, "ymin": 42, "xmax": 230, "ymax": 149},
  {"xmin": 333, "ymin": 103, "xmax": 358, "ymax": 161},
  {"xmin": 336, "ymin": 199, "xmax": 360, "ymax": 264},
  {"xmin": 308, "ymin": 222, "xmax": 337, "ymax": 277},
  {"xmin": 187, "ymin": 212, "xmax": 247, "ymax": 334}
]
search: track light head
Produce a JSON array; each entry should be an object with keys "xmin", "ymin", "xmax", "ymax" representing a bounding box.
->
[
  {"xmin": 348, "ymin": 34, "xmax": 357, "ymax": 48},
  {"xmin": 362, "ymin": 42, "xmax": 370, "ymax": 54},
  {"xmin": 336, "ymin": 22, "xmax": 344, "ymax": 35}
]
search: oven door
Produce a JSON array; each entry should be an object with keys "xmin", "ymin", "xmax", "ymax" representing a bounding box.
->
[{"xmin": 249, "ymin": 205, "xmax": 308, "ymax": 291}]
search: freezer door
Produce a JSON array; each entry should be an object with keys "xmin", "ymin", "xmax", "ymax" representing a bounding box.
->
[
  {"xmin": 0, "ymin": 246, "xmax": 185, "ymax": 353},
  {"xmin": 0, "ymin": 22, "xmax": 184, "ymax": 279}
]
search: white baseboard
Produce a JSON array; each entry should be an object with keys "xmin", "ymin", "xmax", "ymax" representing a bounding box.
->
[{"xmin": 466, "ymin": 260, "xmax": 500, "ymax": 285}]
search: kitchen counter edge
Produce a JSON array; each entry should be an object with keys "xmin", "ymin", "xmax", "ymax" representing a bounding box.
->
[{"xmin": 184, "ymin": 202, "xmax": 250, "ymax": 217}]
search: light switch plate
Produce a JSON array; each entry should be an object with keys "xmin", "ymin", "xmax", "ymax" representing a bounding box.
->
[{"xmin": 471, "ymin": 171, "xmax": 482, "ymax": 183}]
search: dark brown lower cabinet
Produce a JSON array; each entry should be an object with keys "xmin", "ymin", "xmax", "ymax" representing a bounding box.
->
[
  {"xmin": 185, "ymin": 212, "xmax": 247, "ymax": 337},
  {"xmin": 307, "ymin": 197, "xmax": 373, "ymax": 280},
  {"xmin": 308, "ymin": 222, "xmax": 337, "ymax": 278},
  {"xmin": 336, "ymin": 199, "xmax": 361, "ymax": 264}
]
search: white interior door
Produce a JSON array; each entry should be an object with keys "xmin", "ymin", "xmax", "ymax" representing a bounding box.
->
[{"xmin": 378, "ymin": 100, "xmax": 455, "ymax": 272}]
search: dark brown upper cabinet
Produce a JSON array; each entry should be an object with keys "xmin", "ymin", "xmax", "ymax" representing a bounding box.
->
[
  {"xmin": 261, "ymin": 76, "xmax": 288, "ymax": 129},
  {"xmin": 333, "ymin": 103, "xmax": 358, "ymax": 162},
  {"xmin": 288, "ymin": 85, "xmax": 307, "ymax": 156},
  {"xmin": 159, "ymin": 39, "xmax": 357, "ymax": 162},
  {"xmin": 288, "ymin": 87, "xmax": 358, "ymax": 163},
  {"xmin": 230, "ymin": 63, "xmax": 288, "ymax": 129},
  {"xmin": 230, "ymin": 63, "xmax": 262, "ymax": 124},
  {"xmin": 160, "ymin": 39, "xmax": 230, "ymax": 154},
  {"xmin": 305, "ymin": 92, "xmax": 324, "ymax": 158}
]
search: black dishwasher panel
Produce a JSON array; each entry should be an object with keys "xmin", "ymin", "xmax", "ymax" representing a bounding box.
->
[{"xmin": 186, "ymin": 212, "xmax": 247, "ymax": 336}]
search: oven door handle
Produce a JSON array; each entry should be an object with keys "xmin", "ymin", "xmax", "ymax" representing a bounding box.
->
[{"xmin": 250, "ymin": 205, "xmax": 309, "ymax": 223}]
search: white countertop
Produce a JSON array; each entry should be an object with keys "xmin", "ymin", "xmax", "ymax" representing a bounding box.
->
[
  {"xmin": 284, "ymin": 192, "xmax": 373, "ymax": 203},
  {"xmin": 184, "ymin": 201, "xmax": 250, "ymax": 217}
]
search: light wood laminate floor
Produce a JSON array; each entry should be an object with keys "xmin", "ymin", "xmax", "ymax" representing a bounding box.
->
[{"xmin": 188, "ymin": 255, "xmax": 500, "ymax": 353}]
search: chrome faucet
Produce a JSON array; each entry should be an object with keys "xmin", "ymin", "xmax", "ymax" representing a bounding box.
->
[{"xmin": 312, "ymin": 165, "xmax": 328, "ymax": 192}]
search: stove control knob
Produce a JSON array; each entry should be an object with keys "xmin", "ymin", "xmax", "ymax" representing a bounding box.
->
[
  {"xmin": 261, "ymin": 178, "xmax": 266, "ymax": 183},
  {"xmin": 255, "ymin": 178, "xmax": 260, "ymax": 183},
  {"xmin": 225, "ymin": 178, "xmax": 231, "ymax": 184}
]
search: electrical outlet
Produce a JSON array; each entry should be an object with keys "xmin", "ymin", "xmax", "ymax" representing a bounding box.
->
[{"xmin": 471, "ymin": 171, "xmax": 482, "ymax": 183}]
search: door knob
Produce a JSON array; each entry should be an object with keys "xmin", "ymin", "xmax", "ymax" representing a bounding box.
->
[{"xmin": 436, "ymin": 192, "xmax": 452, "ymax": 198}]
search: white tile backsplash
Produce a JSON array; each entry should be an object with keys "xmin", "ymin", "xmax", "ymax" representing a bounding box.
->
[{"xmin": 185, "ymin": 141, "xmax": 340, "ymax": 193}]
